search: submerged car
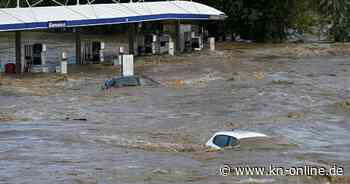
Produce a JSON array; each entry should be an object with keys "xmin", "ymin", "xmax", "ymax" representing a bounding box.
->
[{"xmin": 206, "ymin": 130, "xmax": 268, "ymax": 149}]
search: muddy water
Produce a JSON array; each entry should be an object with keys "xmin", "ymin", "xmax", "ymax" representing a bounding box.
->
[{"xmin": 1, "ymin": 51, "xmax": 350, "ymax": 183}]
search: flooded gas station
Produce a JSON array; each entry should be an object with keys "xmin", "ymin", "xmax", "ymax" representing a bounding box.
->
[{"xmin": 1, "ymin": 42, "xmax": 350, "ymax": 183}]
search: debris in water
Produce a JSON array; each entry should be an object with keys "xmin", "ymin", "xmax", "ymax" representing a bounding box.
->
[
  {"xmin": 168, "ymin": 73, "xmax": 223, "ymax": 88},
  {"xmin": 272, "ymin": 79, "xmax": 295, "ymax": 85},
  {"xmin": 226, "ymin": 72, "xmax": 241, "ymax": 81},
  {"xmin": 336, "ymin": 99, "xmax": 350, "ymax": 111},
  {"xmin": 73, "ymin": 118, "xmax": 87, "ymax": 121},
  {"xmin": 328, "ymin": 176, "xmax": 350, "ymax": 184},
  {"xmin": 270, "ymin": 74, "xmax": 294, "ymax": 85},
  {"xmin": 74, "ymin": 177, "xmax": 98, "ymax": 184},
  {"xmin": 174, "ymin": 79, "xmax": 185, "ymax": 89},
  {"xmin": 0, "ymin": 112, "xmax": 15, "ymax": 122},
  {"xmin": 65, "ymin": 117, "xmax": 88, "ymax": 121},
  {"xmin": 287, "ymin": 112, "xmax": 304, "ymax": 119},
  {"xmin": 152, "ymin": 168, "xmax": 170, "ymax": 175},
  {"xmin": 140, "ymin": 75, "xmax": 161, "ymax": 86},
  {"xmin": 55, "ymin": 74, "xmax": 68, "ymax": 82},
  {"xmin": 253, "ymin": 72, "xmax": 265, "ymax": 80}
]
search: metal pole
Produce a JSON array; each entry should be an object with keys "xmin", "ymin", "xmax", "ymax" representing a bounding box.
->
[
  {"xmin": 175, "ymin": 20, "xmax": 181, "ymax": 53},
  {"xmin": 128, "ymin": 24, "xmax": 135, "ymax": 55},
  {"xmin": 17, "ymin": 0, "xmax": 20, "ymax": 8},
  {"xmin": 75, "ymin": 28, "xmax": 81, "ymax": 64},
  {"xmin": 120, "ymin": 54, "xmax": 124, "ymax": 77},
  {"xmin": 15, "ymin": 31, "xmax": 22, "ymax": 74},
  {"xmin": 119, "ymin": 47, "xmax": 124, "ymax": 77}
]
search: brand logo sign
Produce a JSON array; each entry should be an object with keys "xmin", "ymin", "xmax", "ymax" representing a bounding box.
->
[{"xmin": 48, "ymin": 21, "xmax": 67, "ymax": 28}]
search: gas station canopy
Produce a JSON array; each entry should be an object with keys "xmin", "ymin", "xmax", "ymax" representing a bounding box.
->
[{"xmin": 0, "ymin": 1, "xmax": 225, "ymax": 32}]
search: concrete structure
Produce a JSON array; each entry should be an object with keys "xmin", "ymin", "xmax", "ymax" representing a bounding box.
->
[
  {"xmin": 121, "ymin": 55, "xmax": 134, "ymax": 77},
  {"xmin": 0, "ymin": 31, "xmax": 129, "ymax": 72},
  {"xmin": 0, "ymin": 1, "xmax": 225, "ymax": 73}
]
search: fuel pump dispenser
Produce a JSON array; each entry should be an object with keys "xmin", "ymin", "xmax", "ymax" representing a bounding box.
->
[{"xmin": 60, "ymin": 51, "xmax": 68, "ymax": 74}]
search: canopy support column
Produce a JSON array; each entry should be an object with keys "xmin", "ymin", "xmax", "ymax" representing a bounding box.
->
[
  {"xmin": 175, "ymin": 21, "xmax": 181, "ymax": 54},
  {"xmin": 128, "ymin": 24, "xmax": 135, "ymax": 55},
  {"xmin": 15, "ymin": 31, "xmax": 21, "ymax": 74},
  {"xmin": 75, "ymin": 28, "xmax": 82, "ymax": 64}
]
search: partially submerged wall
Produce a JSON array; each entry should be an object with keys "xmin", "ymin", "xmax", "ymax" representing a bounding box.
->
[{"xmin": 0, "ymin": 31, "xmax": 128, "ymax": 71}]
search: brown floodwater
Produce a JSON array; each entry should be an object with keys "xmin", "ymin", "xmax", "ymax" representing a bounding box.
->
[{"xmin": 1, "ymin": 44, "xmax": 350, "ymax": 183}]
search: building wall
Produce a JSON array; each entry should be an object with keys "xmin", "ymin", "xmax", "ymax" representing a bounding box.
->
[{"xmin": 0, "ymin": 32, "xmax": 15, "ymax": 71}]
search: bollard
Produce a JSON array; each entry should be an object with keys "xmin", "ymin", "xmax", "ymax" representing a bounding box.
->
[
  {"xmin": 100, "ymin": 50, "xmax": 104, "ymax": 62},
  {"xmin": 61, "ymin": 51, "xmax": 68, "ymax": 74},
  {"xmin": 209, "ymin": 37, "xmax": 215, "ymax": 51},
  {"xmin": 168, "ymin": 42, "xmax": 175, "ymax": 56},
  {"xmin": 118, "ymin": 47, "xmax": 125, "ymax": 76},
  {"xmin": 41, "ymin": 44, "xmax": 47, "ymax": 65},
  {"xmin": 152, "ymin": 35, "xmax": 157, "ymax": 54},
  {"xmin": 100, "ymin": 42, "xmax": 105, "ymax": 63},
  {"xmin": 41, "ymin": 44, "xmax": 48, "ymax": 73}
]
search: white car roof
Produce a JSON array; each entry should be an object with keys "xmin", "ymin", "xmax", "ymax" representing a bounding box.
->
[{"xmin": 214, "ymin": 130, "xmax": 267, "ymax": 140}]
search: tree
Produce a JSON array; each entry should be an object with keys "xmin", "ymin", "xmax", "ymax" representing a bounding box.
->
[
  {"xmin": 312, "ymin": 0, "xmax": 350, "ymax": 41},
  {"xmin": 196, "ymin": 0, "xmax": 298, "ymax": 42}
]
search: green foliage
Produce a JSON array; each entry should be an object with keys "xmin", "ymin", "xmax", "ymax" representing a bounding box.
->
[
  {"xmin": 196, "ymin": 0, "xmax": 299, "ymax": 42},
  {"xmin": 198, "ymin": 0, "xmax": 350, "ymax": 42},
  {"xmin": 291, "ymin": 0, "xmax": 317, "ymax": 33},
  {"xmin": 312, "ymin": 0, "xmax": 350, "ymax": 41}
]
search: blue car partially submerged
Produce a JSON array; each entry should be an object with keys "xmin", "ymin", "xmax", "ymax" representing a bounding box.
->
[{"xmin": 103, "ymin": 76, "xmax": 141, "ymax": 89}]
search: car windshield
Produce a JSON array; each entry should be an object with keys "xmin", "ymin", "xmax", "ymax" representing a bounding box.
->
[{"xmin": 213, "ymin": 135, "xmax": 238, "ymax": 148}]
